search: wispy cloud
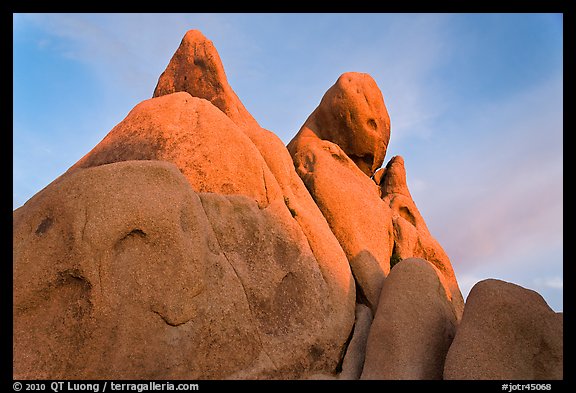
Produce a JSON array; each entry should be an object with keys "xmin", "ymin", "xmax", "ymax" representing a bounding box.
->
[
  {"xmin": 533, "ymin": 277, "xmax": 563, "ymax": 290},
  {"xmin": 21, "ymin": 13, "xmax": 459, "ymax": 145},
  {"xmin": 13, "ymin": 14, "xmax": 266, "ymax": 209},
  {"xmin": 414, "ymin": 73, "xmax": 562, "ymax": 271},
  {"xmin": 21, "ymin": 14, "xmax": 181, "ymax": 97},
  {"xmin": 209, "ymin": 13, "xmax": 458, "ymax": 144},
  {"xmin": 367, "ymin": 14, "xmax": 456, "ymax": 142}
]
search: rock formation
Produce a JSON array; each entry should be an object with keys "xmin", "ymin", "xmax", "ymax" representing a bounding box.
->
[
  {"xmin": 287, "ymin": 73, "xmax": 393, "ymax": 310},
  {"xmin": 15, "ymin": 30, "xmax": 356, "ymax": 380},
  {"xmin": 153, "ymin": 29, "xmax": 259, "ymax": 131},
  {"xmin": 13, "ymin": 29, "xmax": 562, "ymax": 380},
  {"xmin": 69, "ymin": 92, "xmax": 277, "ymax": 208},
  {"xmin": 14, "ymin": 161, "xmax": 352, "ymax": 379},
  {"xmin": 151, "ymin": 31, "xmax": 356, "ymax": 332},
  {"xmin": 287, "ymin": 73, "xmax": 463, "ymax": 314},
  {"xmin": 291, "ymin": 72, "xmax": 391, "ymax": 177},
  {"xmin": 444, "ymin": 279, "xmax": 563, "ymax": 380},
  {"xmin": 360, "ymin": 258, "xmax": 458, "ymax": 380},
  {"xmin": 377, "ymin": 156, "xmax": 465, "ymax": 317}
]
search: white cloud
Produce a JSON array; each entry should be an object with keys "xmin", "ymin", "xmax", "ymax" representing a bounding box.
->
[
  {"xmin": 415, "ymin": 73, "xmax": 562, "ymax": 272},
  {"xmin": 533, "ymin": 277, "xmax": 563, "ymax": 290}
]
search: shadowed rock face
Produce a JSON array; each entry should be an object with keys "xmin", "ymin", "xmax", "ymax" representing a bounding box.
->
[
  {"xmin": 361, "ymin": 258, "xmax": 458, "ymax": 380},
  {"xmin": 443, "ymin": 279, "xmax": 563, "ymax": 380},
  {"xmin": 13, "ymin": 161, "xmax": 353, "ymax": 379},
  {"xmin": 339, "ymin": 304, "xmax": 373, "ymax": 380},
  {"xmin": 14, "ymin": 29, "xmax": 357, "ymax": 380}
]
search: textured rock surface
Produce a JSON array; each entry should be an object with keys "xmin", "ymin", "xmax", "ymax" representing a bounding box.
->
[
  {"xmin": 288, "ymin": 77, "xmax": 462, "ymax": 316},
  {"xmin": 379, "ymin": 156, "xmax": 464, "ymax": 318},
  {"xmin": 13, "ymin": 161, "xmax": 353, "ymax": 379},
  {"xmin": 306, "ymin": 302, "xmax": 372, "ymax": 381},
  {"xmin": 288, "ymin": 74, "xmax": 395, "ymax": 311},
  {"xmin": 361, "ymin": 258, "xmax": 458, "ymax": 380},
  {"xmin": 444, "ymin": 279, "xmax": 563, "ymax": 380}
]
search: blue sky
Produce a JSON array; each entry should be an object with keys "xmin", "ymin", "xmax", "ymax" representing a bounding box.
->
[{"xmin": 13, "ymin": 13, "xmax": 563, "ymax": 310}]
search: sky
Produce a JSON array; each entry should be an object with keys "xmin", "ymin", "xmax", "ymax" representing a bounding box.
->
[{"xmin": 13, "ymin": 13, "xmax": 563, "ymax": 311}]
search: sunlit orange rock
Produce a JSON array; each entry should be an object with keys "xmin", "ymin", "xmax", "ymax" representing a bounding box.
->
[
  {"xmin": 152, "ymin": 30, "xmax": 356, "ymax": 335},
  {"xmin": 153, "ymin": 30, "xmax": 259, "ymax": 130},
  {"xmin": 69, "ymin": 92, "xmax": 277, "ymax": 208},
  {"xmin": 378, "ymin": 156, "xmax": 464, "ymax": 317},
  {"xmin": 14, "ymin": 30, "xmax": 357, "ymax": 379},
  {"xmin": 288, "ymin": 73, "xmax": 395, "ymax": 311},
  {"xmin": 290, "ymin": 72, "xmax": 390, "ymax": 177}
]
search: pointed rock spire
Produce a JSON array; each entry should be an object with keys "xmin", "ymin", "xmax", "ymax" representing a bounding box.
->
[
  {"xmin": 153, "ymin": 30, "xmax": 259, "ymax": 130},
  {"xmin": 14, "ymin": 27, "xmax": 559, "ymax": 382},
  {"xmin": 377, "ymin": 155, "xmax": 411, "ymax": 198},
  {"xmin": 379, "ymin": 155, "xmax": 464, "ymax": 317}
]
